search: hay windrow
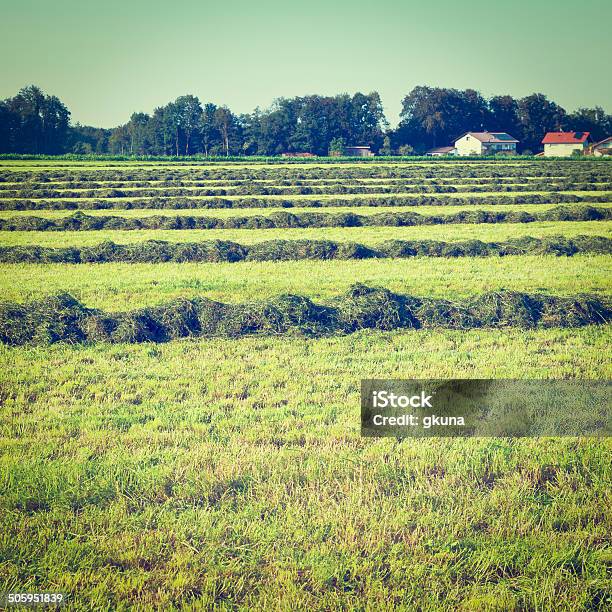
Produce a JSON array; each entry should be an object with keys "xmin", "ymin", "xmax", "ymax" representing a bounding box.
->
[
  {"xmin": 1, "ymin": 181, "xmax": 611, "ymax": 200},
  {"xmin": 0, "ymin": 235, "xmax": 609, "ymax": 264},
  {"xmin": 0, "ymin": 205, "xmax": 610, "ymax": 232},
  {"xmin": 0, "ymin": 285, "xmax": 609, "ymax": 346},
  {"xmin": 1, "ymin": 160, "xmax": 611, "ymax": 191},
  {"xmin": 1, "ymin": 192, "xmax": 610, "ymax": 211}
]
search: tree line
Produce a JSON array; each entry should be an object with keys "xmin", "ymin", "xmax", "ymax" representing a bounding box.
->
[
  {"xmin": 393, "ymin": 87, "xmax": 611, "ymax": 154},
  {"xmin": 1, "ymin": 85, "xmax": 610, "ymax": 156}
]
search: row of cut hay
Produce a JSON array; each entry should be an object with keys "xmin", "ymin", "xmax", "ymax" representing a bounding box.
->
[
  {"xmin": 0, "ymin": 206, "xmax": 609, "ymax": 231},
  {"xmin": 1, "ymin": 285, "xmax": 609, "ymax": 346},
  {"xmin": 1, "ymin": 161, "xmax": 610, "ymax": 183},
  {"xmin": 0, "ymin": 176, "xmax": 601, "ymax": 190},
  {"xmin": 2, "ymin": 192, "xmax": 609, "ymax": 211},
  {"xmin": 1, "ymin": 235, "xmax": 609, "ymax": 264},
  {"xmin": 3, "ymin": 182, "xmax": 611, "ymax": 199}
]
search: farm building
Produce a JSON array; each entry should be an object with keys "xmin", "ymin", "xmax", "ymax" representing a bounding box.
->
[
  {"xmin": 343, "ymin": 146, "xmax": 375, "ymax": 157},
  {"xmin": 426, "ymin": 146, "xmax": 457, "ymax": 157},
  {"xmin": 587, "ymin": 136, "xmax": 612, "ymax": 156},
  {"xmin": 453, "ymin": 132, "xmax": 519, "ymax": 156},
  {"xmin": 281, "ymin": 152, "xmax": 316, "ymax": 158},
  {"xmin": 541, "ymin": 131, "xmax": 591, "ymax": 157}
]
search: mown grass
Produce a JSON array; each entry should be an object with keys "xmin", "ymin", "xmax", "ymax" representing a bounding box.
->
[
  {"xmin": 0, "ymin": 177, "xmax": 578, "ymax": 188},
  {"xmin": 1, "ymin": 329, "xmax": 611, "ymax": 609},
  {"xmin": 4, "ymin": 182, "xmax": 610, "ymax": 195},
  {"xmin": 0, "ymin": 160, "xmax": 555, "ymax": 169},
  {"xmin": 1, "ymin": 220, "xmax": 611, "ymax": 248},
  {"xmin": 2, "ymin": 202, "xmax": 611, "ymax": 220},
  {"xmin": 0, "ymin": 254, "xmax": 609, "ymax": 310},
  {"xmin": 0, "ymin": 190, "xmax": 608, "ymax": 205},
  {"xmin": 1, "ymin": 159, "xmax": 611, "ymax": 610}
]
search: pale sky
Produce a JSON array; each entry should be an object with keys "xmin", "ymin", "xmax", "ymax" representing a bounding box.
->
[{"xmin": 1, "ymin": 0, "xmax": 610, "ymax": 127}]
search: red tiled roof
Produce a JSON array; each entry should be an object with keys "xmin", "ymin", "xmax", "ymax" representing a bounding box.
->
[{"xmin": 541, "ymin": 131, "xmax": 590, "ymax": 144}]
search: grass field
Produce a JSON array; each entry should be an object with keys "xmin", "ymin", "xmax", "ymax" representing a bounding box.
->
[
  {"xmin": 1, "ymin": 201, "xmax": 611, "ymax": 220},
  {"xmin": 1, "ymin": 220, "xmax": 609, "ymax": 248},
  {"xmin": 0, "ymin": 158, "xmax": 611, "ymax": 610},
  {"xmin": 0, "ymin": 255, "xmax": 609, "ymax": 309}
]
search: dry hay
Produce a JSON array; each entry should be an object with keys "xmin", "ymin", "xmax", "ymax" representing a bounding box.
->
[
  {"xmin": 0, "ymin": 205, "xmax": 609, "ymax": 232},
  {"xmin": 0, "ymin": 285, "xmax": 609, "ymax": 346},
  {"xmin": 0, "ymin": 235, "xmax": 609, "ymax": 264}
]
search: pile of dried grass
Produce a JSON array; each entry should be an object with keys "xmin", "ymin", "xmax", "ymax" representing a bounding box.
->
[
  {"xmin": 1, "ymin": 285, "xmax": 609, "ymax": 346},
  {"xmin": 1, "ymin": 206, "xmax": 609, "ymax": 232},
  {"xmin": 0, "ymin": 236, "xmax": 608, "ymax": 264}
]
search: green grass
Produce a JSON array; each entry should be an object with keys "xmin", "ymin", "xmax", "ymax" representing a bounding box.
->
[
  {"xmin": 0, "ymin": 190, "xmax": 609, "ymax": 205},
  {"xmin": 0, "ymin": 255, "xmax": 609, "ymax": 310},
  {"xmin": 0, "ymin": 159, "xmax": 551, "ymax": 169},
  {"xmin": 1, "ymin": 220, "xmax": 611, "ymax": 248},
  {"xmin": 1, "ymin": 159, "xmax": 611, "ymax": 610},
  {"xmin": 1, "ymin": 329, "xmax": 611, "ymax": 609},
  {"xmin": 0, "ymin": 177, "xmax": 578, "ymax": 187},
  {"xmin": 4, "ymin": 182, "xmax": 610, "ymax": 194},
  {"xmin": 2, "ymin": 202, "xmax": 611, "ymax": 220}
]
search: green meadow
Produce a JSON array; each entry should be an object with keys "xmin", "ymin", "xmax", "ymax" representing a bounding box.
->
[
  {"xmin": 1, "ymin": 201, "xmax": 611, "ymax": 220},
  {"xmin": 1, "ymin": 220, "xmax": 610, "ymax": 248},
  {"xmin": 0, "ymin": 159, "xmax": 611, "ymax": 610},
  {"xmin": 0, "ymin": 255, "xmax": 609, "ymax": 310}
]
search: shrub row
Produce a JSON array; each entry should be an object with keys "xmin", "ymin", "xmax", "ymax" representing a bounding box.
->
[
  {"xmin": 1, "ymin": 235, "xmax": 609, "ymax": 264},
  {"xmin": 0, "ymin": 206, "xmax": 608, "ymax": 232},
  {"xmin": 1, "ymin": 285, "xmax": 609, "ymax": 346}
]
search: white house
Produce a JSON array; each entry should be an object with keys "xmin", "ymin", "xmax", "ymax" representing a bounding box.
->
[
  {"xmin": 541, "ymin": 131, "xmax": 591, "ymax": 157},
  {"xmin": 453, "ymin": 132, "xmax": 519, "ymax": 156}
]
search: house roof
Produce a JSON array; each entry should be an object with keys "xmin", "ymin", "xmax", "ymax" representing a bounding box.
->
[
  {"xmin": 541, "ymin": 131, "xmax": 590, "ymax": 144},
  {"xmin": 592, "ymin": 136, "xmax": 612, "ymax": 148},
  {"xmin": 455, "ymin": 132, "xmax": 519, "ymax": 144},
  {"xmin": 345, "ymin": 146, "xmax": 371, "ymax": 150},
  {"xmin": 427, "ymin": 146, "xmax": 455, "ymax": 153}
]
